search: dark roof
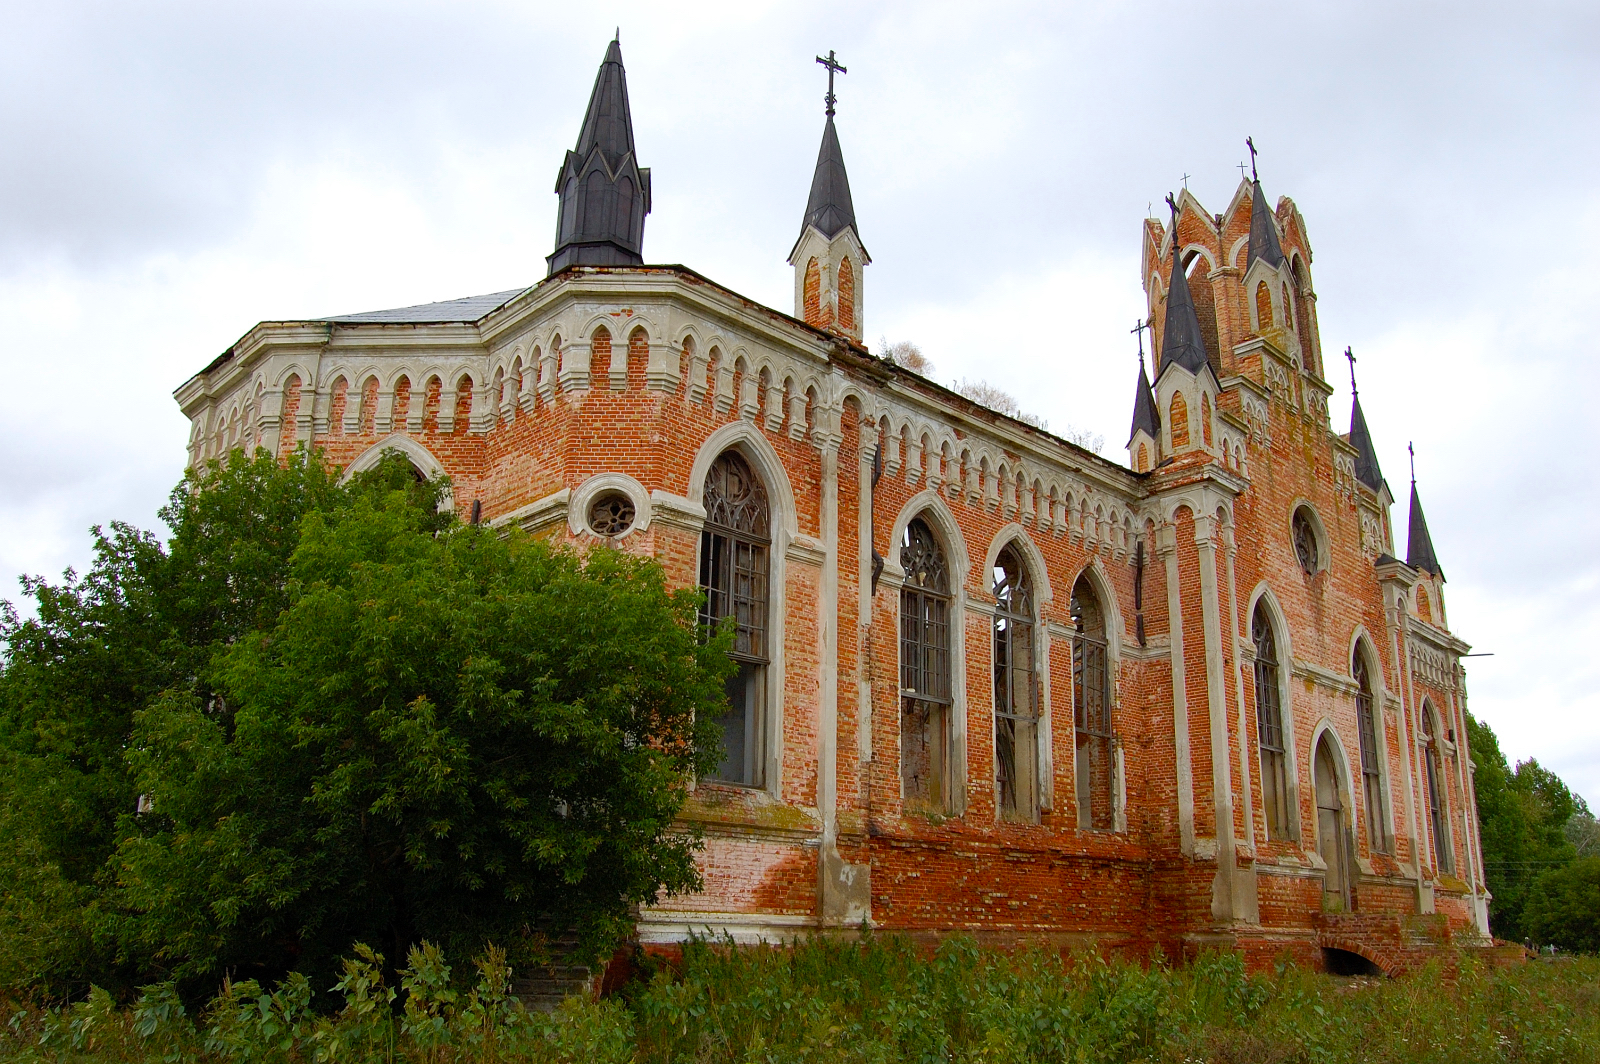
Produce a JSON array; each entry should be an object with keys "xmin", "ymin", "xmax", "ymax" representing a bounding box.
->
[
  {"xmin": 1159, "ymin": 230, "xmax": 1210, "ymax": 375},
  {"xmin": 321, "ymin": 288, "xmax": 528, "ymax": 324},
  {"xmin": 1407, "ymin": 481, "xmax": 1444, "ymax": 580},
  {"xmin": 800, "ymin": 116, "xmax": 859, "ymax": 242},
  {"xmin": 1128, "ymin": 360, "xmax": 1160, "ymax": 444},
  {"xmin": 1349, "ymin": 392, "xmax": 1385, "ymax": 491},
  {"xmin": 1246, "ymin": 178, "xmax": 1285, "ymax": 269},
  {"xmin": 548, "ymin": 38, "xmax": 650, "ymax": 274}
]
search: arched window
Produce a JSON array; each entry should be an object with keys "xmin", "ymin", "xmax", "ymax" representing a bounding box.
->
[
  {"xmin": 1416, "ymin": 586, "xmax": 1432, "ymax": 623},
  {"xmin": 1314, "ymin": 734, "xmax": 1350, "ymax": 910},
  {"xmin": 699, "ymin": 451, "xmax": 771, "ymax": 786},
  {"xmin": 837, "ymin": 257, "xmax": 855, "ymax": 331},
  {"xmin": 1354, "ymin": 650, "xmax": 1387, "ymax": 853},
  {"xmin": 900, "ymin": 517, "xmax": 952, "ymax": 812},
  {"xmin": 1169, "ymin": 392, "xmax": 1189, "ymax": 448},
  {"xmin": 1255, "ymin": 281, "xmax": 1273, "ymax": 329},
  {"xmin": 1136, "ymin": 443, "xmax": 1149, "ymax": 473},
  {"xmin": 1420, "ymin": 703, "xmax": 1453, "ymax": 875},
  {"xmin": 992, "ymin": 545, "xmax": 1038, "ymax": 821},
  {"xmin": 1201, "ymin": 392, "xmax": 1213, "ymax": 448},
  {"xmin": 802, "ymin": 258, "xmax": 823, "ymax": 328},
  {"xmin": 1292, "ymin": 507, "xmax": 1320, "ymax": 575},
  {"xmin": 1252, "ymin": 603, "xmax": 1290, "ymax": 840},
  {"xmin": 1072, "ymin": 574, "xmax": 1114, "ymax": 830}
]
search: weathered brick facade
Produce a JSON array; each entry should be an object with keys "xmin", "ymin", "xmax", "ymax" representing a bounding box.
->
[{"xmin": 173, "ymin": 45, "xmax": 1490, "ymax": 975}]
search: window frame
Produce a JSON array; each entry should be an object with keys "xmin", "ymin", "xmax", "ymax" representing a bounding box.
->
[
  {"xmin": 1251, "ymin": 603, "xmax": 1292, "ymax": 841},
  {"xmin": 900, "ymin": 517, "xmax": 955, "ymax": 813},
  {"xmin": 1071, "ymin": 574, "xmax": 1116, "ymax": 831},
  {"xmin": 992, "ymin": 545, "xmax": 1040, "ymax": 823}
]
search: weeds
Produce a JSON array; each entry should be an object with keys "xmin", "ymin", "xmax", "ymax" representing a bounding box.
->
[{"xmin": 0, "ymin": 936, "xmax": 1595, "ymax": 1062}]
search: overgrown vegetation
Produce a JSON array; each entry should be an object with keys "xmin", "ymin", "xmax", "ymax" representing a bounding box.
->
[
  {"xmin": 1468, "ymin": 713, "xmax": 1599, "ymax": 951},
  {"xmin": 2, "ymin": 935, "xmax": 1597, "ymax": 1063},
  {"xmin": 0, "ymin": 449, "xmax": 729, "ymax": 1003}
]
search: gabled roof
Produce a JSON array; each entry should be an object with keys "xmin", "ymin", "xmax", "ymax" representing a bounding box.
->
[
  {"xmin": 1349, "ymin": 392, "xmax": 1385, "ymax": 491},
  {"xmin": 1159, "ymin": 225, "xmax": 1211, "ymax": 376},
  {"xmin": 1129, "ymin": 360, "xmax": 1159, "ymax": 444},
  {"xmin": 1246, "ymin": 178, "xmax": 1285, "ymax": 270},
  {"xmin": 1407, "ymin": 481, "xmax": 1444, "ymax": 580},
  {"xmin": 800, "ymin": 115, "xmax": 859, "ymax": 243},
  {"xmin": 321, "ymin": 288, "xmax": 529, "ymax": 324}
]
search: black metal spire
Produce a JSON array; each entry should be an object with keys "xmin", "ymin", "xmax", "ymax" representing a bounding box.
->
[
  {"xmin": 1129, "ymin": 357, "xmax": 1160, "ymax": 446},
  {"xmin": 1349, "ymin": 389, "xmax": 1385, "ymax": 491},
  {"xmin": 1406, "ymin": 454, "xmax": 1444, "ymax": 580},
  {"xmin": 798, "ymin": 54, "xmax": 859, "ymax": 245},
  {"xmin": 547, "ymin": 37, "xmax": 652, "ymax": 276},
  {"xmin": 1245, "ymin": 138, "xmax": 1285, "ymax": 270},
  {"xmin": 1159, "ymin": 193, "xmax": 1210, "ymax": 375}
]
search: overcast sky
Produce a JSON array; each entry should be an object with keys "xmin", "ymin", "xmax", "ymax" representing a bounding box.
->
[{"xmin": 1, "ymin": 1, "xmax": 1595, "ymax": 802}]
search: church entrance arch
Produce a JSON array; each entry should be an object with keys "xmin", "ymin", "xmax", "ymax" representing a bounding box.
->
[{"xmin": 1314, "ymin": 734, "xmax": 1351, "ymax": 911}]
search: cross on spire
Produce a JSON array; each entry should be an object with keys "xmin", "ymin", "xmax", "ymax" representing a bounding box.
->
[
  {"xmin": 816, "ymin": 49, "xmax": 847, "ymax": 117},
  {"xmin": 1246, "ymin": 136, "xmax": 1259, "ymax": 180},
  {"xmin": 1181, "ymin": 172, "xmax": 1191, "ymax": 190},
  {"xmin": 1131, "ymin": 318, "xmax": 1150, "ymax": 374},
  {"xmin": 1344, "ymin": 346, "xmax": 1358, "ymax": 395},
  {"xmin": 1408, "ymin": 441, "xmax": 1416, "ymax": 485}
]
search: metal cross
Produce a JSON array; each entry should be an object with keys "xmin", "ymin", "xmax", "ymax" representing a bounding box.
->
[
  {"xmin": 1246, "ymin": 136, "xmax": 1259, "ymax": 180},
  {"xmin": 816, "ymin": 50, "xmax": 847, "ymax": 116},
  {"xmin": 1131, "ymin": 318, "xmax": 1150, "ymax": 359},
  {"xmin": 1344, "ymin": 346, "xmax": 1358, "ymax": 395},
  {"xmin": 1237, "ymin": 161, "xmax": 1249, "ymax": 179},
  {"xmin": 1408, "ymin": 441, "xmax": 1416, "ymax": 485},
  {"xmin": 1181, "ymin": 172, "xmax": 1191, "ymax": 190}
]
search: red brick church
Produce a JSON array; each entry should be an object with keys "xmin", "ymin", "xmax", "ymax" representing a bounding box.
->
[{"xmin": 176, "ymin": 39, "xmax": 1491, "ymax": 973}]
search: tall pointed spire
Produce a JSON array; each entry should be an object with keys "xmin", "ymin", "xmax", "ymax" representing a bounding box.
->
[
  {"xmin": 1245, "ymin": 138, "xmax": 1285, "ymax": 270},
  {"xmin": 1346, "ymin": 348, "xmax": 1385, "ymax": 491},
  {"xmin": 800, "ymin": 116, "xmax": 859, "ymax": 243},
  {"xmin": 1129, "ymin": 357, "xmax": 1160, "ymax": 445},
  {"xmin": 547, "ymin": 36, "xmax": 652, "ymax": 276},
  {"xmin": 1406, "ymin": 448, "xmax": 1444, "ymax": 579},
  {"xmin": 1159, "ymin": 193, "xmax": 1210, "ymax": 375}
]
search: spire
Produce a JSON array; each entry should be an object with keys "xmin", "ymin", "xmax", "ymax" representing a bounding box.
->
[
  {"xmin": 1159, "ymin": 193, "xmax": 1210, "ymax": 375},
  {"xmin": 1245, "ymin": 137, "xmax": 1284, "ymax": 270},
  {"xmin": 1406, "ymin": 448, "xmax": 1444, "ymax": 579},
  {"xmin": 1349, "ymin": 392, "xmax": 1385, "ymax": 491},
  {"xmin": 1129, "ymin": 358, "xmax": 1160, "ymax": 444},
  {"xmin": 547, "ymin": 37, "xmax": 652, "ymax": 276},
  {"xmin": 799, "ymin": 115, "xmax": 859, "ymax": 244}
]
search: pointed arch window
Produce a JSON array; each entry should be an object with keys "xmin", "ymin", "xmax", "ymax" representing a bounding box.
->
[
  {"xmin": 900, "ymin": 518, "xmax": 952, "ymax": 812},
  {"xmin": 1252, "ymin": 604, "xmax": 1291, "ymax": 840},
  {"xmin": 1420, "ymin": 703, "xmax": 1453, "ymax": 875},
  {"xmin": 1072, "ymin": 575, "xmax": 1114, "ymax": 830},
  {"xmin": 993, "ymin": 546, "xmax": 1039, "ymax": 822},
  {"xmin": 1354, "ymin": 650, "xmax": 1388, "ymax": 853},
  {"xmin": 699, "ymin": 451, "xmax": 771, "ymax": 787}
]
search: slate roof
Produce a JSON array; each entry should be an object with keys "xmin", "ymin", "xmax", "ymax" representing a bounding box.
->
[
  {"xmin": 1129, "ymin": 360, "xmax": 1160, "ymax": 445},
  {"xmin": 1407, "ymin": 481, "xmax": 1444, "ymax": 580},
  {"xmin": 800, "ymin": 116, "xmax": 859, "ymax": 242},
  {"xmin": 1159, "ymin": 223, "xmax": 1211, "ymax": 376},
  {"xmin": 321, "ymin": 288, "xmax": 528, "ymax": 324},
  {"xmin": 573, "ymin": 38, "xmax": 636, "ymax": 173},
  {"xmin": 1246, "ymin": 177, "xmax": 1285, "ymax": 270},
  {"xmin": 1349, "ymin": 392, "xmax": 1385, "ymax": 491}
]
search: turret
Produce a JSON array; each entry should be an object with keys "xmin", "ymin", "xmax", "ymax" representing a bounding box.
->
[
  {"xmin": 788, "ymin": 51, "xmax": 869, "ymax": 342},
  {"xmin": 1406, "ymin": 448, "xmax": 1448, "ymax": 628},
  {"xmin": 1152, "ymin": 194, "xmax": 1220, "ymax": 459},
  {"xmin": 548, "ymin": 37, "xmax": 652, "ymax": 276},
  {"xmin": 1127, "ymin": 329, "xmax": 1160, "ymax": 472},
  {"xmin": 1237, "ymin": 143, "xmax": 1307, "ymax": 370}
]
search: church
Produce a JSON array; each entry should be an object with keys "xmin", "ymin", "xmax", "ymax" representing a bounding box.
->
[{"xmin": 175, "ymin": 39, "xmax": 1492, "ymax": 974}]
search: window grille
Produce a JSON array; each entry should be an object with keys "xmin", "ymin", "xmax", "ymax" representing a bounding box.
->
[
  {"xmin": 1252, "ymin": 604, "xmax": 1291, "ymax": 840},
  {"xmin": 1293, "ymin": 509, "xmax": 1319, "ymax": 574},
  {"xmin": 1072, "ymin": 576, "xmax": 1114, "ymax": 830},
  {"xmin": 992, "ymin": 546, "xmax": 1039, "ymax": 821},
  {"xmin": 1354, "ymin": 652, "xmax": 1388, "ymax": 853},
  {"xmin": 1421, "ymin": 705, "xmax": 1454, "ymax": 875},
  {"xmin": 900, "ymin": 518, "xmax": 951, "ymax": 811},
  {"xmin": 699, "ymin": 451, "xmax": 770, "ymax": 786}
]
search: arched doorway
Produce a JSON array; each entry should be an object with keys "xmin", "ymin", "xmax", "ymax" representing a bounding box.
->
[{"xmin": 1314, "ymin": 735, "xmax": 1350, "ymax": 911}]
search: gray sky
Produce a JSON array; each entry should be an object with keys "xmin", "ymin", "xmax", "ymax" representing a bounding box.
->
[{"xmin": 2, "ymin": 1, "xmax": 1596, "ymax": 802}]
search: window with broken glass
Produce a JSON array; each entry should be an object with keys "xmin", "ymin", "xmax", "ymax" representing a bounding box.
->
[
  {"xmin": 1421, "ymin": 703, "xmax": 1454, "ymax": 875},
  {"xmin": 1354, "ymin": 651, "xmax": 1388, "ymax": 853},
  {"xmin": 699, "ymin": 451, "xmax": 770, "ymax": 787},
  {"xmin": 900, "ymin": 518, "xmax": 952, "ymax": 812},
  {"xmin": 1252, "ymin": 603, "xmax": 1291, "ymax": 841},
  {"xmin": 993, "ymin": 546, "xmax": 1039, "ymax": 822},
  {"xmin": 1072, "ymin": 575, "xmax": 1115, "ymax": 830}
]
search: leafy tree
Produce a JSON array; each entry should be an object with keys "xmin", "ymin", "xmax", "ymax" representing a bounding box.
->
[
  {"xmin": 1523, "ymin": 857, "xmax": 1600, "ymax": 954},
  {"xmin": 0, "ymin": 448, "xmax": 726, "ymax": 997},
  {"xmin": 1467, "ymin": 713, "xmax": 1582, "ymax": 944}
]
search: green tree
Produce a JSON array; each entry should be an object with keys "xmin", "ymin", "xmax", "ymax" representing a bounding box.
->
[
  {"xmin": 1523, "ymin": 857, "xmax": 1600, "ymax": 954},
  {"xmin": 0, "ymin": 448, "xmax": 726, "ymax": 997}
]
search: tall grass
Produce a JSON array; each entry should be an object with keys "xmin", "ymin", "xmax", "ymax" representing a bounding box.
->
[{"xmin": 2, "ymin": 935, "xmax": 1595, "ymax": 1063}]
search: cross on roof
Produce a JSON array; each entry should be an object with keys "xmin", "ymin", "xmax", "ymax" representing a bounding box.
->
[
  {"xmin": 1181, "ymin": 172, "xmax": 1191, "ymax": 190},
  {"xmin": 1345, "ymin": 346, "xmax": 1358, "ymax": 395},
  {"xmin": 1408, "ymin": 441, "xmax": 1416, "ymax": 484},
  {"xmin": 1131, "ymin": 318, "xmax": 1151, "ymax": 374},
  {"xmin": 1246, "ymin": 136, "xmax": 1259, "ymax": 180},
  {"xmin": 1238, "ymin": 161, "xmax": 1249, "ymax": 179},
  {"xmin": 816, "ymin": 50, "xmax": 847, "ymax": 117}
]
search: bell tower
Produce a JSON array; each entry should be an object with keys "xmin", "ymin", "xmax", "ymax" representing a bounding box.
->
[{"xmin": 788, "ymin": 51, "xmax": 869, "ymax": 342}]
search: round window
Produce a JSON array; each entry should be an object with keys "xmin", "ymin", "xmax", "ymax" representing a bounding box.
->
[
  {"xmin": 588, "ymin": 491, "xmax": 636, "ymax": 537},
  {"xmin": 1292, "ymin": 508, "xmax": 1320, "ymax": 574}
]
